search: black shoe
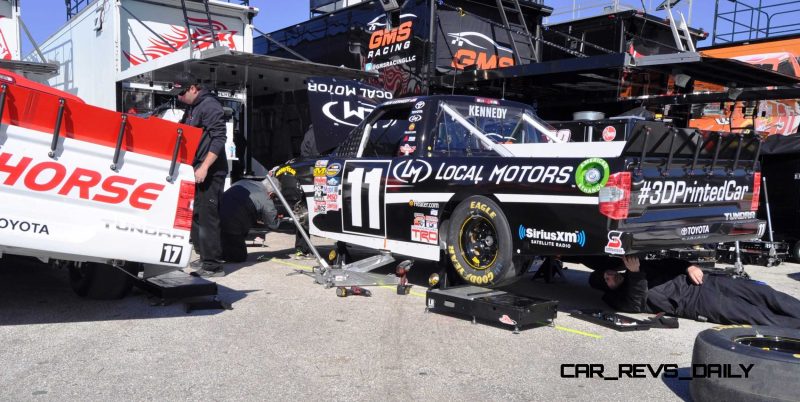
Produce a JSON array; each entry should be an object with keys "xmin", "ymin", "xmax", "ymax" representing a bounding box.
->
[
  {"xmin": 190, "ymin": 268, "xmax": 225, "ymax": 278},
  {"xmin": 189, "ymin": 259, "xmax": 203, "ymax": 269}
]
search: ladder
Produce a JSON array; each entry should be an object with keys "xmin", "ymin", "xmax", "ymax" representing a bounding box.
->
[
  {"xmin": 661, "ymin": 2, "xmax": 696, "ymax": 52},
  {"xmin": 495, "ymin": 0, "xmax": 539, "ymax": 64},
  {"xmin": 179, "ymin": 0, "xmax": 218, "ymax": 50}
]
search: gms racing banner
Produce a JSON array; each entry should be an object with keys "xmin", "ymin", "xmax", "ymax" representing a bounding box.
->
[
  {"xmin": 435, "ymin": 9, "xmax": 535, "ymax": 72},
  {"xmin": 306, "ymin": 77, "xmax": 393, "ymax": 154}
]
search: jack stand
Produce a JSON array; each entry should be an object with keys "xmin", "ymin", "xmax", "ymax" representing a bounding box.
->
[
  {"xmin": 726, "ymin": 241, "xmax": 749, "ymax": 279},
  {"xmin": 531, "ymin": 257, "xmax": 565, "ymax": 283}
]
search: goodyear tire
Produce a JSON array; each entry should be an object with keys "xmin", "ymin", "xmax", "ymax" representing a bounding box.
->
[
  {"xmin": 69, "ymin": 262, "xmax": 139, "ymax": 300},
  {"xmin": 446, "ymin": 196, "xmax": 519, "ymax": 287},
  {"xmin": 690, "ymin": 325, "xmax": 800, "ymax": 402}
]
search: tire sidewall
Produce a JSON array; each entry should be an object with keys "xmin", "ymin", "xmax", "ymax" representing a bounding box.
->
[
  {"xmin": 691, "ymin": 325, "xmax": 800, "ymax": 402},
  {"xmin": 446, "ymin": 196, "xmax": 514, "ymax": 287}
]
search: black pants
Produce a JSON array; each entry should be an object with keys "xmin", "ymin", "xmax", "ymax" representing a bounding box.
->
[
  {"xmin": 220, "ymin": 187, "xmax": 257, "ymax": 263},
  {"xmin": 191, "ymin": 175, "xmax": 224, "ymax": 270},
  {"xmin": 697, "ymin": 276, "xmax": 800, "ymax": 328}
]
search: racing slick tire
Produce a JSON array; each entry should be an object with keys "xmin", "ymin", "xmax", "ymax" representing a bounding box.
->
[
  {"xmin": 69, "ymin": 262, "xmax": 139, "ymax": 299},
  {"xmin": 792, "ymin": 240, "xmax": 800, "ymax": 263},
  {"xmin": 446, "ymin": 196, "xmax": 521, "ymax": 287},
  {"xmin": 690, "ymin": 325, "xmax": 800, "ymax": 402}
]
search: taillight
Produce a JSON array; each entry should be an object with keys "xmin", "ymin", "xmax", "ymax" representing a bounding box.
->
[
  {"xmin": 599, "ymin": 172, "xmax": 631, "ymax": 220},
  {"xmin": 751, "ymin": 172, "xmax": 761, "ymax": 212},
  {"xmin": 174, "ymin": 180, "xmax": 195, "ymax": 230}
]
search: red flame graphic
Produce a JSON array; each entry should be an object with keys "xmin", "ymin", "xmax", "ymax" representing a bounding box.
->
[{"xmin": 123, "ymin": 17, "xmax": 237, "ymax": 66}]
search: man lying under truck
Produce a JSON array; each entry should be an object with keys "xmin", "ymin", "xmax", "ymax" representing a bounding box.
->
[
  {"xmin": 219, "ymin": 179, "xmax": 281, "ymax": 262},
  {"xmin": 588, "ymin": 256, "xmax": 800, "ymax": 328}
]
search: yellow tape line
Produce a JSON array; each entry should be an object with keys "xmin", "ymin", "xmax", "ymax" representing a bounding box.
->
[
  {"xmin": 554, "ymin": 325, "xmax": 602, "ymax": 339},
  {"xmin": 267, "ymin": 258, "xmax": 314, "ymax": 271},
  {"xmin": 378, "ymin": 284, "xmax": 427, "ymax": 298}
]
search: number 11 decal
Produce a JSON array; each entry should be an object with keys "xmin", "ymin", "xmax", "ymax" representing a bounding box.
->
[{"xmin": 342, "ymin": 161, "xmax": 390, "ymax": 237}]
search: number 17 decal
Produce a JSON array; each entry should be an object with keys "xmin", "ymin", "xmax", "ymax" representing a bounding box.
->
[{"xmin": 342, "ymin": 161, "xmax": 390, "ymax": 237}]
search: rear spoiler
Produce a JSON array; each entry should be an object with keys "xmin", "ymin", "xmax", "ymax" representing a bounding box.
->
[{"xmin": 621, "ymin": 121, "xmax": 762, "ymax": 175}]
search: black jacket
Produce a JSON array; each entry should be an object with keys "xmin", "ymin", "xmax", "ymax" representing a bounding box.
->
[
  {"xmin": 182, "ymin": 89, "xmax": 228, "ymax": 176},
  {"xmin": 602, "ymin": 258, "xmax": 695, "ymax": 315}
]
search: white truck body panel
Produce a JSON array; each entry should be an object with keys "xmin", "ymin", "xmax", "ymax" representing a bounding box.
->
[{"xmin": 0, "ymin": 124, "xmax": 194, "ymax": 268}]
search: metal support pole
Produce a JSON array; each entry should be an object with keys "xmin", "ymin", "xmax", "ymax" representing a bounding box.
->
[{"xmin": 264, "ymin": 175, "xmax": 329, "ymax": 269}]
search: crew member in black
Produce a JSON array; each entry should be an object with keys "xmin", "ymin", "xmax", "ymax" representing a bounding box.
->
[
  {"xmin": 589, "ymin": 256, "xmax": 800, "ymax": 328},
  {"xmin": 172, "ymin": 72, "xmax": 228, "ymax": 277},
  {"xmin": 219, "ymin": 179, "xmax": 280, "ymax": 262}
]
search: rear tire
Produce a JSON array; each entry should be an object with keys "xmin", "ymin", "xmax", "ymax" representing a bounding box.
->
[
  {"xmin": 446, "ymin": 196, "xmax": 520, "ymax": 287},
  {"xmin": 69, "ymin": 262, "xmax": 139, "ymax": 299}
]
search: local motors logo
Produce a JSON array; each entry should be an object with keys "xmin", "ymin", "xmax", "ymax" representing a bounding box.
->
[
  {"xmin": 680, "ymin": 225, "xmax": 710, "ymax": 236},
  {"xmin": 322, "ymin": 101, "xmax": 375, "ymax": 127},
  {"xmin": 449, "ymin": 31, "xmax": 514, "ymax": 70},
  {"xmin": 518, "ymin": 225, "xmax": 586, "ymax": 249},
  {"xmin": 392, "ymin": 159, "xmax": 433, "ymax": 184}
]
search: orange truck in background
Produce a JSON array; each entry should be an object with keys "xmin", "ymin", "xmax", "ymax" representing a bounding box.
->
[{"xmin": 690, "ymin": 36, "xmax": 800, "ymax": 136}]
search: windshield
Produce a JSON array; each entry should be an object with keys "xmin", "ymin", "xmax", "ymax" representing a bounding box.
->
[{"xmin": 433, "ymin": 100, "xmax": 564, "ymax": 155}]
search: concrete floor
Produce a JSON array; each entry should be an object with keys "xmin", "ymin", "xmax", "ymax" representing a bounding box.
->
[{"xmin": 1, "ymin": 232, "xmax": 799, "ymax": 401}]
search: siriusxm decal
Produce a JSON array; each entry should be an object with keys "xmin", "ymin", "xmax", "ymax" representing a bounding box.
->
[{"xmin": 518, "ymin": 225, "xmax": 586, "ymax": 249}]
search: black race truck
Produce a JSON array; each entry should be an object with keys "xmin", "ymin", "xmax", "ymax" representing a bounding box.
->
[{"xmin": 277, "ymin": 95, "xmax": 764, "ymax": 287}]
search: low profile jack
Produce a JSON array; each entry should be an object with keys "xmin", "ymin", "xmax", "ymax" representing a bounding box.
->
[{"xmin": 265, "ymin": 175, "xmax": 412, "ymax": 293}]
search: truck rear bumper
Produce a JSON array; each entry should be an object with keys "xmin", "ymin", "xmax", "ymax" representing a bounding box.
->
[{"xmin": 610, "ymin": 219, "xmax": 766, "ymax": 254}]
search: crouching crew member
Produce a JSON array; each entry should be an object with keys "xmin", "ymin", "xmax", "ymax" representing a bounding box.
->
[
  {"xmin": 219, "ymin": 179, "xmax": 281, "ymax": 262},
  {"xmin": 589, "ymin": 256, "xmax": 800, "ymax": 328}
]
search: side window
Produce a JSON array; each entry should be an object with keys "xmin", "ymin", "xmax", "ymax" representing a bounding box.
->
[
  {"xmin": 777, "ymin": 60, "xmax": 796, "ymax": 77},
  {"xmin": 362, "ymin": 106, "xmax": 412, "ymax": 157},
  {"xmin": 432, "ymin": 113, "xmax": 487, "ymax": 156}
]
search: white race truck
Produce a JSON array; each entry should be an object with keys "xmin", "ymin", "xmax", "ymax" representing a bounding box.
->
[{"xmin": 0, "ymin": 68, "xmax": 204, "ymax": 299}]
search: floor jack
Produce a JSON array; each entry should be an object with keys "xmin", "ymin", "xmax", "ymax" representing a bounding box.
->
[{"xmin": 265, "ymin": 175, "xmax": 411, "ymax": 295}]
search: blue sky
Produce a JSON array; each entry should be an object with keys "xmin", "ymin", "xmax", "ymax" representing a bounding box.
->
[{"xmin": 21, "ymin": 0, "xmax": 718, "ymax": 55}]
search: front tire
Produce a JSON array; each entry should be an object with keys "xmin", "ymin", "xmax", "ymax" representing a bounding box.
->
[{"xmin": 446, "ymin": 196, "xmax": 520, "ymax": 287}]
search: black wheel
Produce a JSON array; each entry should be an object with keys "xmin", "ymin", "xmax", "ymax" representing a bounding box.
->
[
  {"xmin": 68, "ymin": 262, "xmax": 139, "ymax": 299},
  {"xmin": 792, "ymin": 240, "xmax": 800, "ymax": 263},
  {"xmin": 690, "ymin": 325, "xmax": 800, "ymax": 402},
  {"xmin": 446, "ymin": 196, "xmax": 520, "ymax": 287}
]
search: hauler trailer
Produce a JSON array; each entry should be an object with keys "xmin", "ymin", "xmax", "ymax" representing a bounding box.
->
[
  {"xmin": 0, "ymin": 0, "xmax": 59, "ymax": 80},
  {"xmin": 0, "ymin": 68, "xmax": 210, "ymax": 299},
  {"xmin": 36, "ymin": 0, "xmax": 375, "ymax": 177}
]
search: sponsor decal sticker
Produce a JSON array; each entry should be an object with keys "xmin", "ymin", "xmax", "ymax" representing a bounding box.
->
[
  {"xmin": 518, "ymin": 225, "xmax": 586, "ymax": 249},
  {"xmin": 399, "ymin": 144, "xmax": 416, "ymax": 155},
  {"xmin": 0, "ymin": 217, "xmax": 50, "ymax": 235},
  {"xmin": 724, "ymin": 211, "xmax": 756, "ymax": 220},
  {"xmin": 575, "ymin": 158, "xmax": 610, "ymax": 194},
  {"xmin": 499, "ymin": 314, "xmax": 517, "ymax": 326},
  {"xmin": 408, "ymin": 123, "xmax": 416, "ymax": 131},
  {"xmin": 408, "ymin": 114, "xmax": 422, "ymax": 122},
  {"xmin": 605, "ymin": 231, "xmax": 625, "ymax": 255},
  {"xmin": 468, "ymin": 105, "xmax": 507, "ymax": 119},
  {"xmin": 449, "ymin": 31, "xmax": 515, "ymax": 70},
  {"xmin": 680, "ymin": 225, "xmax": 710, "ymax": 237},
  {"xmin": 636, "ymin": 180, "xmax": 749, "ymax": 205},
  {"xmin": 602, "ymin": 126, "xmax": 617, "ymax": 142},
  {"xmin": 315, "ymin": 159, "xmax": 329, "ymax": 167},
  {"xmin": 275, "ymin": 166, "xmax": 296, "ymax": 176},
  {"xmin": 415, "ymin": 101, "xmax": 426, "ymax": 109},
  {"xmin": 327, "ymin": 177, "xmax": 339, "ymax": 186},
  {"xmin": 160, "ymin": 244, "xmax": 184, "ymax": 264},
  {"xmin": 326, "ymin": 163, "xmax": 341, "ymax": 177}
]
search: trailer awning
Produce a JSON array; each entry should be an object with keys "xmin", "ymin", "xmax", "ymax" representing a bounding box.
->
[{"xmin": 120, "ymin": 47, "xmax": 377, "ymax": 96}]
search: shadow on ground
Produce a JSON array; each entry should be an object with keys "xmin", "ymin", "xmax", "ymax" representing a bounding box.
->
[{"xmin": 0, "ymin": 256, "xmax": 249, "ymax": 326}]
